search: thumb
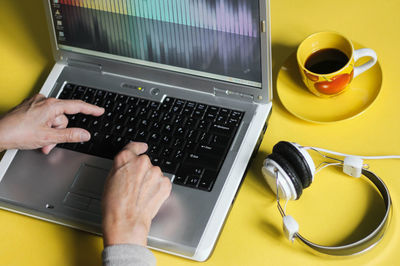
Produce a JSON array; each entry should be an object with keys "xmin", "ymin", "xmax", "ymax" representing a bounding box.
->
[{"xmin": 48, "ymin": 128, "xmax": 91, "ymax": 144}]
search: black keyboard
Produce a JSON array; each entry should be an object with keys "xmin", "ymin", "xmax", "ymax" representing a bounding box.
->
[{"xmin": 58, "ymin": 83, "xmax": 244, "ymax": 192}]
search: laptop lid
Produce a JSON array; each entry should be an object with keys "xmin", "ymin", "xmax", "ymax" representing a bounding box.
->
[{"xmin": 43, "ymin": 0, "xmax": 272, "ymax": 104}]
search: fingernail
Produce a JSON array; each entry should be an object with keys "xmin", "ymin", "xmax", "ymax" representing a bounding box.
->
[{"xmin": 81, "ymin": 131, "xmax": 90, "ymax": 141}]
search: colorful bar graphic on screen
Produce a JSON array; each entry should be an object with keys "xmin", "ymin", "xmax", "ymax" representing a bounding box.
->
[
  {"xmin": 57, "ymin": 0, "xmax": 259, "ymax": 37},
  {"xmin": 52, "ymin": 0, "xmax": 261, "ymax": 84}
]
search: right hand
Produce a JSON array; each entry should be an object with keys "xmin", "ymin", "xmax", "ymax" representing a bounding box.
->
[{"xmin": 102, "ymin": 142, "xmax": 172, "ymax": 247}]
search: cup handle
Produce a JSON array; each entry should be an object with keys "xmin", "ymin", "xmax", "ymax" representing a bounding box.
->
[{"xmin": 353, "ymin": 48, "xmax": 377, "ymax": 78}]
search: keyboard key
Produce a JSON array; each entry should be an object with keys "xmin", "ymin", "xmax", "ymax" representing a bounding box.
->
[
  {"xmin": 220, "ymin": 108, "xmax": 230, "ymax": 116},
  {"xmin": 75, "ymin": 141, "xmax": 91, "ymax": 153},
  {"xmin": 207, "ymin": 106, "xmax": 219, "ymax": 114},
  {"xmin": 138, "ymin": 98, "xmax": 149, "ymax": 106},
  {"xmin": 105, "ymin": 92, "xmax": 117, "ymax": 101},
  {"xmin": 176, "ymin": 165, "xmax": 204, "ymax": 177},
  {"xmin": 172, "ymin": 139, "xmax": 185, "ymax": 149},
  {"xmin": 148, "ymin": 132, "xmax": 160, "ymax": 144},
  {"xmin": 91, "ymin": 131, "xmax": 103, "ymax": 143},
  {"xmin": 135, "ymin": 129, "xmax": 149, "ymax": 142},
  {"xmin": 60, "ymin": 84, "xmax": 74, "ymax": 99},
  {"xmin": 231, "ymin": 111, "xmax": 243, "ymax": 119},
  {"xmin": 210, "ymin": 124, "xmax": 233, "ymax": 136},
  {"xmin": 210, "ymin": 134, "xmax": 230, "ymax": 147},
  {"xmin": 199, "ymin": 132, "xmax": 211, "ymax": 144},
  {"xmin": 161, "ymin": 135, "xmax": 172, "ymax": 146},
  {"xmin": 198, "ymin": 120, "xmax": 211, "ymax": 131},
  {"xmin": 174, "ymin": 127, "xmax": 186, "ymax": 138},
  {"xmin": 216, "ymin": 115, "xmax": 227, "ymax": 124},
  {"xmin": 128, "ymin": 96, "xmax": 138, "ymax": 105},
  {"xmin": 198, "ymin": 170, "xmax": 218, "ymax": 191},
  {"xmin": 161, "ymin": 160, "xmax": 179, "ymax": 174},
  {"xmin": 184, "ymin": 153, "xmax": 222, "ymax": 170},
  {"xmin": 161, "ymin": 148, "xmax": 173, "ymax": 159},
  {"xmin": 197, "ymin": 144, "xmax": 226, "ymax": 157},
  {"xmin": 173, "ymin": 174, "xmax": 187, "ymax": 185},
  {"xmin": 186, "ymin": 176, "xmax": 200, "ymax": 187},
  {"xmin": 150, "ymin": 110, "xmax": 162, "ymax": 121},
  {"xmin": 150, "ymin": 122, "xmax": 161, "ymax": 131},
  {"xmin": 149, "ymin": 101, "xmax": 160, "ymax": 109},
  {"xmin": 162, "ymin": 124, "xmax": 174, "ymax": 135},
  {"xmin": 173, "ymin": 149, "xmax": 184, "ymax": 160},
  {"xmin": 148, "ymin": 145, "xmax": 161, "ymax": 157},
  {"xmin": 124, "ymin": 127, "xmax": 135, "ymax": 138},
  {"xmin": 162, "ymin": 113, "xmax": 174, "ymax": 123},
  {"xmin": 152, "ymin": 157, "xmax": 163, "ymax": 166},
  {"xmin": 117, "ymin": 94, "xmax": 128, "ymax": 103},
  {"xmin": 138, "ymin": 119, "xmax": 150, "ymax": 129}
]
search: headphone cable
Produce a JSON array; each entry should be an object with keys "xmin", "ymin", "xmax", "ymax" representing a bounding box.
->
[{"xmin": 302, "ymin": 146, "xmax": 400, "ymax": 160}]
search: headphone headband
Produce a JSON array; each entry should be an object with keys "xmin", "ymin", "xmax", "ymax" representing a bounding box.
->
[{"xmin": 295, "ymin": 169, "xmax": 391, "ymax": 256}]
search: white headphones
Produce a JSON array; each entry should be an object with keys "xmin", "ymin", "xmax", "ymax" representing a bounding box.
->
[{"xmin": 262, "ymin": 141, "xmax": 393, "ymax": 256}]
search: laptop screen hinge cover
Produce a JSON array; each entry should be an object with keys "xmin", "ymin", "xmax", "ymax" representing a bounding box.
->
[
  {"xmin": 67, "ymin": 59, "xmax": 103, "ymax": 73},
  {"xmin": 213, "ymin": 88, "xmax": 254, "ymax": 103}
]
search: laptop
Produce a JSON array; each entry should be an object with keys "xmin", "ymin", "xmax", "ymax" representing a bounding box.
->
[{"xmin": 0, "ymin": 0, "xmax": 272, "ymax": 261}]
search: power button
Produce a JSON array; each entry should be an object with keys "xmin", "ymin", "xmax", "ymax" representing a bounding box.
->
[{"xmin": 150, "ymin": 88, "xmax": 160, "ymax": 96}]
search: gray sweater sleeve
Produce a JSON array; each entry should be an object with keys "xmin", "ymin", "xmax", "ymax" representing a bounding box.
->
[{"xmin": 102, "ymin": 244, "xmax": 156, "ymax": 266}]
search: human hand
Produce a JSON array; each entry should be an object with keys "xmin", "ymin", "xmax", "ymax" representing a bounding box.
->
[
  {"xmin": 102, "ymin": 142, "xmax": 172, "ymax": 247},
  {"xmin": 0, "ymin": 94, "xmax": 104, "ymax": 154}
]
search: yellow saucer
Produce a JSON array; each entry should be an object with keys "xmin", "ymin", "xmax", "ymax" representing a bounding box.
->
[{"xmin": 277, "ymin": 44, "xmax": 382, "ymax": 123}]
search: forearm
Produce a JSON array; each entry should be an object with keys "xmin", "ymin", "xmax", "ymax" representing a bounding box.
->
[
  {"xmin": 102, "ymin": 244, "xmax": 156, "ymax": 266},
  {"xmin": 0, "ymin": 116, "xmax": 21, "ymax": 152},
  {"xmin": 0, "ymin": 117, "xmax": 8, "ymax": 152}
]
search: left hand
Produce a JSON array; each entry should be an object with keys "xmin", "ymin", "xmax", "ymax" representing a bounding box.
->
[{"xmin": 0, "ymin": 94, "xmax": 104, "ymax": 154}]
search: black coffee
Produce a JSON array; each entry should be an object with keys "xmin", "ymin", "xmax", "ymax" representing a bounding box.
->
[{"xmin": 305, "ymin": 48, "xmax": 349, "ymax": 74}]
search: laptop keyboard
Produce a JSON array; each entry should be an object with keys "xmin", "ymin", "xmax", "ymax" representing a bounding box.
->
[{"xmin": 58, "ymin": 83, "xmax": 244, "ymax": 192}]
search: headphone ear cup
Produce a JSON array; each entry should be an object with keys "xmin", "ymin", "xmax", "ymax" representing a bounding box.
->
[
  {"xmin": 273, "ymin": 141, "xmax": 313, "ymax": 188},
  {"xmin": 267, "ymin": 153, "xmax": 303, "ymax": 200}
]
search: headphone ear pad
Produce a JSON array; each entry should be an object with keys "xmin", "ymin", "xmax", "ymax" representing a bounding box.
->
[
  {"xmin": 273, "ymin": 141, "xmax": 313, "ymax": 188},
  {"xmin": 268, "ymin": 153, "xmax": 303, "ymax": 200}
]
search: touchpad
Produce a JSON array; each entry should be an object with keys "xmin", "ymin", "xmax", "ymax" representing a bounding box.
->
[{"xmin": 70, "ymin": 164, "xmax": 110, "ymax": 199}]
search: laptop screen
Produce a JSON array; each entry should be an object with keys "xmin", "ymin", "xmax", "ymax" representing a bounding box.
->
[{"xmin": 50, "ymin": 0, "xmax": 262, "ymax": 88}]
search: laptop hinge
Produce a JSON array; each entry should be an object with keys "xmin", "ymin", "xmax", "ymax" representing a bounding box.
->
[
  {"xmin": 213, "ymin": 88, "xmax": 254, "ymax": 103},
  {"xmin": 67, "ymin": 59, "xmax": 103, "ymax": 73}
]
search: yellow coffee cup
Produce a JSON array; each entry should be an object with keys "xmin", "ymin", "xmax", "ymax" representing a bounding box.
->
[{"xmin": 297, "ymin": 32, "xmax": 377, "ymax": 97}]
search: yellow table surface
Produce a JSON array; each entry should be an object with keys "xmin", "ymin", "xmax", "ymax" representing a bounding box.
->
[{"xmin": 1, "ymin": 1, "xmax": 400, "ymax": 265}]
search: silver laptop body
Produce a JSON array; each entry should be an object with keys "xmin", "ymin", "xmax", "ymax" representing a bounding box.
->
[{"xmin": 0, "ymin": 0, "xmax": 272, "ymax": 261}]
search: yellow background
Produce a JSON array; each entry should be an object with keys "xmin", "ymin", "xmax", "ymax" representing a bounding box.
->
[{"xmin": 1, "ymin": 0, "xmax": 400, "ymax": 265}]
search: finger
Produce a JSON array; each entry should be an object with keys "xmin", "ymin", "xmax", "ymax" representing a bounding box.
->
[
  {"xmin": 42, "ymin": 144, "xmax": 56, "ymax": 155},
  {"xmin": 52, "ymin": 114, "xmax": 69, "ymax": 128},
  {"xmin": 124, "ymin": 142, "xmax": 148, "ymax": 156},
  {"xmin": 54, "ymin": 99, "xmax": 105, "ymax": 116},
  {"xmin": 42, "ymin": 115, "xmax": 69, "ymax": 154},
  {"xmin": 46, "ymin": 127, "xmax": 91, "ymax": 144}
]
